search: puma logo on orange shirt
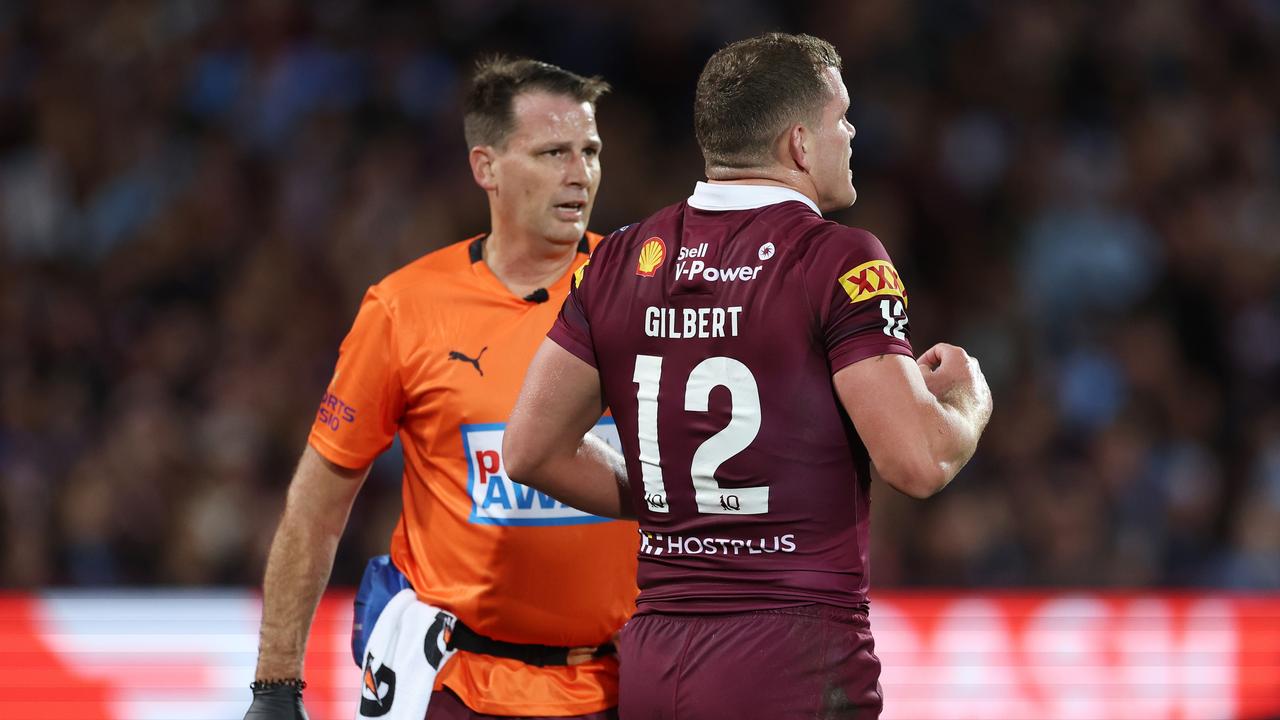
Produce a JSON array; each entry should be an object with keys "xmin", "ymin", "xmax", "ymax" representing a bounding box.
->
[{"xmin": 448, "ymin": 347, "xmax": 487, "ymax": 376}]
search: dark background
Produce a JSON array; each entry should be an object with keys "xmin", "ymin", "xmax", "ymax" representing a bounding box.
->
[{"xmin": 1, "ymin": 0, "xmax": 1277, "ymax": 590}]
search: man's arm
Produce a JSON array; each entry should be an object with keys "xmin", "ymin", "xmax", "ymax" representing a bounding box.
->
[
  {"xmin": 504, "ymin": 339, "xmax": 633, "ymax": 519},
  {"xmin": 835, "ymin": 343, "xmax": 992, "ymax": 498},
  {"xmin": 254, "ymin": 445, "xmax": 370, "ymax": 679}
]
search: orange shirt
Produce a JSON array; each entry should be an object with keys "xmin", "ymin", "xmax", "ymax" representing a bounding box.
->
[{"xmin": 308, "ymin": 234, "xmax": 639, "ymax": 716}]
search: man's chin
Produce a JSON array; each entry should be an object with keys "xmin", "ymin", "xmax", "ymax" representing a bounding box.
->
[
  {"xmin": 818, "ymin": 188, "xmax": 857, "ymax": 214},
  {"xmin": 544, "ymin": 221, "xmax": 587, "ymax": 245},
  {"xmin": 839, "ymin": 181, "xmax": 857, "ymax": 208}
]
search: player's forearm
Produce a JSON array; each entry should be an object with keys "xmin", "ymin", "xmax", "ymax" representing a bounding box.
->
[
  {"xmin": 926, "ymin": 390, "xmax": 990, "ymax": 486},
  {"xmin": 931, "ymin": 392, "xmax": 988, "ymax": 476},
  {"xmin": 254, "ymin": 447, "xmax": 367, "ymax": 679},
  {"xmin": 505, "ymin": 340, "xmax": 628, "ymax": 516},
  {"xmin": 253, "ymin": 507, "xmax": 342, "ymax": 679},
  {"xmin": 507, "ymin": 434, "xmax": 633, "ymax": 519},
  {"xmin": 869, "ymin": 387, "xmax": 990, "ymax": 499}
]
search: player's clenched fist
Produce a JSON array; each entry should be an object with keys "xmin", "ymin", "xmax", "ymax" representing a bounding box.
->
[
  {"xmin": 243, "ymin": 682, "xmax": 309, "ymax": 720},
  {"xmin": 917, "ymin": 343, "xmax": 993, "ymax": 423}
]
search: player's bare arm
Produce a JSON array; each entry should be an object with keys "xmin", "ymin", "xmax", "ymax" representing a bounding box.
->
[
  {"xmin": 254, "ymin": 446, "xmax": 370, "ymax": 680},
  {"xmin": 504, "ymin": 338, "xmax": 633, "ymax": 519},
  {"xmin": 835, "ymin": 345, "xmax": 992, "ymax": 498}
]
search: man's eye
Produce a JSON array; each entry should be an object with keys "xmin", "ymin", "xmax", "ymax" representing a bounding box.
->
[{"xmin": 584, "ymin": 148, "xmax": 599, "ymax": 157}]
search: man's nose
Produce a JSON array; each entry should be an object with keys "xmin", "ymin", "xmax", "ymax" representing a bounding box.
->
[{"xmin": 564, "ymin": 153, "xmax": 591, "ymax": 186}]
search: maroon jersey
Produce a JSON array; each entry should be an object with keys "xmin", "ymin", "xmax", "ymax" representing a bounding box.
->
[{"xmin": 549, "ymin": 182, "xmax": 913, "ymax": 613}]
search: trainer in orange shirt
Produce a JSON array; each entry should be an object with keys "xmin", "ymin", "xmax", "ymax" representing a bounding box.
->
[{"xmin": 244, "ymin": 57, "xmax": 637, "ymax": 720}]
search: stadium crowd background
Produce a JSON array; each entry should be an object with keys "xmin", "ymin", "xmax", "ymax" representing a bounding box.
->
[{"xmin": 0, "ymin": 0, "xmax": 1277, "ymax": 591}]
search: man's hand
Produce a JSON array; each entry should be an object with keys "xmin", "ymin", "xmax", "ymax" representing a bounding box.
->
[
  {"xmin": 244, "ymin": 683, "xmax": 309, "ymax": 720},
  {"xmin": 917, "ymin": 343, "xmax": 992, "ymax": 424}
]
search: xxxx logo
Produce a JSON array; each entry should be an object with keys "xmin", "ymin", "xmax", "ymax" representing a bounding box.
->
[
  {"xmin": 635, "ymin": 237, "xmax": 666, "ymax": 277},
  {"xmin": 838, "ymin": 260, "xmax": 908, "ymax": 308}
]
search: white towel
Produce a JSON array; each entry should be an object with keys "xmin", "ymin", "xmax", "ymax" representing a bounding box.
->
[{"xmin": 356, "ymin": 588, "xmax": 457, "ymax": 720}]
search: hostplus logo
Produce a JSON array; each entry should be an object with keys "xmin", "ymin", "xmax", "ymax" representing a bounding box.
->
[{"xmin": 638, "ymin": 529, "xmax": 796, "ymax": 556}]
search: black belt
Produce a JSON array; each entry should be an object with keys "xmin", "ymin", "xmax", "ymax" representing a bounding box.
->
[{"xmin": 446, "ymin": 619, "xmax": 615, "ymax": 667}]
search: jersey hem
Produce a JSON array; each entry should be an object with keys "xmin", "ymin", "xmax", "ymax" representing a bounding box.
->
[
  {"xmin": 829, "ymin": 339, "xmax": 913, "ymax": 374},
  {"xmin": 306, "ymin": 433, "xmax": 375, "ymax": 470},
  {"xmin": 440, "ymin": 678, "xmax": 615, "ymax": 717},
  {"xmin": 546, "ymin": 329, "xmax": 597, "ymax": 369}
]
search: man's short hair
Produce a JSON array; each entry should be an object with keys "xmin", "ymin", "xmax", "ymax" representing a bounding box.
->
[
  {"xmin": 463, "ymin": 56, "xmax": 610, "ymax": 149},
  {"xmin": 694, "ymin": 33, "xmax": 843, "ymax": 169}
]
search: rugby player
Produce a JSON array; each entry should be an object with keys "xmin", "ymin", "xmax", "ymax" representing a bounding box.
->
[{"xmin": 504, "ymin": 33, "xmax": 992, "ymax": 718}]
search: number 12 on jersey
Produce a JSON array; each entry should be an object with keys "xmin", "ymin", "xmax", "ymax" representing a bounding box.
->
[
  {"xmin": 631, "ymin": 354, "xmax": 769, "ymax": 515},
  {"xmin": 880, "ymin": 298, "xmax": 907, "ymax": 340}
]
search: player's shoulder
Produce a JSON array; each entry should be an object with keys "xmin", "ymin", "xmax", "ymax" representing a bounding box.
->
[
  {"xmin": 784, "ymin": 219, "xmax": 892, "ymax": 269},
  {"xmin": 368, "ymin": 236, "xmax": 479, "ymax": 302},
  {"xmin": 792, "ymin": 217, "xmax": 882, "ymax": 252},
  {"xmin": 590, "ymin": 202, "xmax": 684, "ymax": 263}
]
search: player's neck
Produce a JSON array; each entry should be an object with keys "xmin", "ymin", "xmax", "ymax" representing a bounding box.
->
[
  {"xmin": 483, "ymin": 228, "xmax": 578, "ymax": 298},
  {"xmin": 704, "ymin": 166, "xmax": 821, "ymax": 208}
]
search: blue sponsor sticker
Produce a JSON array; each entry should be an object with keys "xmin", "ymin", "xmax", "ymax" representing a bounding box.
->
[{"xmin": 462, "ymin": 418, "xmax": 621, "ymax": 526}]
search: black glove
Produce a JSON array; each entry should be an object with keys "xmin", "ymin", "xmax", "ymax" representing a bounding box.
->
[{"xmin": 244, "ymin": 680, "xmax": 309, "ymax": 720}]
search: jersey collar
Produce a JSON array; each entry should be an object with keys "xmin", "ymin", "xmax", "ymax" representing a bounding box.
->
[
  {"xmin": 468, "ymin": 234, "xmax": 591, "ymax": 264},
  {"xmin": 687, "ymin": 181, "xmax": 821, "ymax": 216}
]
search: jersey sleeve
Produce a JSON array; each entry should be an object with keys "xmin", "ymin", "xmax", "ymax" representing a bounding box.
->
[
  {"xmin": 307, "ymin": 288, "xmax": 405, "ymax": 469},
  {"xmin": 809, "ymin": 228, "xmax": 914, "ymax": 372},
  {"xmin": 547, "ymin": 247, "xmax": 599, "ymax": 367}
]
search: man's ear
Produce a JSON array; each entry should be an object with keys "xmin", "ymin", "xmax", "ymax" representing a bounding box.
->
[
  {"xmin": 786, "ymin": 124, "xmax": 812, "ymax": 173},
  {"xmin": 470, "ymin": 146, "xmax": 499, "ymax": 191}
]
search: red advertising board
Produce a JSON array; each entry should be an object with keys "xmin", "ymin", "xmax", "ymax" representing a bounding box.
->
[{"xmin": 1, "ymin": 592, "xmax": 1276, "ymax": 719}]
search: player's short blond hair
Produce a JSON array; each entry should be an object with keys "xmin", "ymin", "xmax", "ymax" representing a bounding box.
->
[
  {"xmin": 695, "ymin": 33, "xmax": 843, "ymax": 169},
  {"xmin": 463, "ymin": 56, "xmax": 610, "ymax": 149}
]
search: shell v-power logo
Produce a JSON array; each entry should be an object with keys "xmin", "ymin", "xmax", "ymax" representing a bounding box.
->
[{"xmin": 636, "ymin": 237, "xmax": 666, "ymax": 277}]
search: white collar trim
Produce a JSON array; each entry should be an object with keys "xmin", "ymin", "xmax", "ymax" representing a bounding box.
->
[{"xmin": 687, "ymin": 181, "xmax": 821, "ymax": 216}]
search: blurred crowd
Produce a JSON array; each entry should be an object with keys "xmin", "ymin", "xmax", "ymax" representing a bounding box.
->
[{"xmin": 1, "ymin": 0, "xmax": 1277, "ymax": 589}]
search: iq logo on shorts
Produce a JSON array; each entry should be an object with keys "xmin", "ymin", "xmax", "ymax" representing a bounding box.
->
[{"xmin": 463, "ymin": 419, "xmax": 622, "ymax": 526}]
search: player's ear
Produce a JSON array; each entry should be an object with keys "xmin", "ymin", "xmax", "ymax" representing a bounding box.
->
[
  {"xmin": 787, "ymin": 124, "xmax": 811, "ymax": 173},
  {"xmin": 470, "ymin": 146, "xmax": 499, "ymax": 192}
]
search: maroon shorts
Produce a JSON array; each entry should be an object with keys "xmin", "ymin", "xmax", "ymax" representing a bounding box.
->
[
  {"xmin": 618, "ymin": 604, "xmax": 882, "ymax": 720},
  {"xmin": 425, "ymin": 687, "xmax": 618, "ymax": 720}
]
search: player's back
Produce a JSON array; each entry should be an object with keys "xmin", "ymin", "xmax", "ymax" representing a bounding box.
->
[{"xmin": 552, "ymin": 183, "xmax": 913, "ymax": 614}]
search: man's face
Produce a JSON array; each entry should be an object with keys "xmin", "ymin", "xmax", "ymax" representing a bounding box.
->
[
  {"xmin": 488, "ymin": 91, "xmax": 602, "ymax": 247},
  {"xmin": 809, "ymin": 66, "xmax": 857, "ymax": 212}
]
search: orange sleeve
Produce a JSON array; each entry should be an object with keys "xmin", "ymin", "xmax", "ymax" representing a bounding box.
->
[{"xmin": 307, "ymin": 288, "xmax": 405, "ymax": 469}]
